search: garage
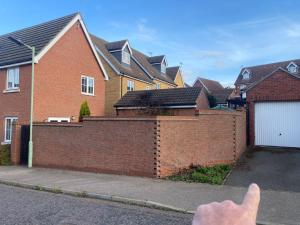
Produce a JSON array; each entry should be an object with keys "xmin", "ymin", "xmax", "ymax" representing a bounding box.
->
[{"xmin": 255, "ymin": 102, "xmax": 300, "ymax": 148}]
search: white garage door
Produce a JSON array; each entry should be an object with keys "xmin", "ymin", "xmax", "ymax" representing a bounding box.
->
[{"xmin": 255, "ymin": 102, "xmax": 300, "ymax": 148}]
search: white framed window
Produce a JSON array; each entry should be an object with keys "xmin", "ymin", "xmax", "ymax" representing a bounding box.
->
[
  {"xmin": 287, "ymin": 62, "xmax": 298, "ymax": 74},
  {"xmin": 242, "ymin": 69, "xmax": 250, "ymax": 80},
  {"xmin": 127, "ymin": 80, "xmax": 135, "ymax": 91},
  {"xmin": 48, "ymin": 117, "xmax": 70, "ymax": 122},
  {"xmin": 122, "ymin": 51, "xmax": 131, "ymax": 65},
  {"xmin": 81, "ymin": 76, "xmax": 94, "ymax": 95},
  {"xmin": 156, "ymin": 83, "xmax": 161, "ymax": 89},
  {"xmin": 161, "ymin": 63, "xmax": 166, "ymax": 74},
  {"xmin": 6, "ymin": 67, "xmax": 20, "ymax": 90},
  {"xmin": 4, "ymin": 117, "xmax": 18, "ymax": 143},
  {"xmin": 240, "ymin": 84, "xmax": 246, "ymax": 90}
]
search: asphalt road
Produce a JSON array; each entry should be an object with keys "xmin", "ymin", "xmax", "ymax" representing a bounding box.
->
[{"xmin": 0, "ymin": 184, "xmax": 192, "ymax": 225}]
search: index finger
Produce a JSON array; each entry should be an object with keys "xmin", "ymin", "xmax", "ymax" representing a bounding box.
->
[{"xmin": 242, "ymin": 183, "xmax": 260, "ymax": 210}]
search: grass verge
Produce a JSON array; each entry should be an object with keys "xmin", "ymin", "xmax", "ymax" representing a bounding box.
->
[{"xmin": 166, "ymin": 164, "xmax": 232, "ymax": 185}]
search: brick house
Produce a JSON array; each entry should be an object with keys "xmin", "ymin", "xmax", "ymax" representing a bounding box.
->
[
  {"xmin": 0, "ymin": 13, "xmax": 108, "ymax": 144},
  {"xmin": 90, "ymin": 35, "xmax": 185, "ymax": 116},
  {"xmin": 193, "ymin": 77, "xmax": 233, "ymax": 107},
  {"xmin": 114, "ymin": 87, "xmax": 209, "ymax": 116},
  {"xmin": 234, "ymin": 60, "xmax": 300, "ymax": 148}
]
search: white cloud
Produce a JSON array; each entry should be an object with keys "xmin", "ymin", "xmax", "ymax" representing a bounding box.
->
[
  {"xmin": 285, "ymin": 23, "xmax": 300, "ymax": 37},
  {"xmin": 133, "ymin": 18, "xmax": 157, "ymax": 42}
]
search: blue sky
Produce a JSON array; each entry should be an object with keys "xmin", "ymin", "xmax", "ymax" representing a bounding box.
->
[{"xmin": 1, "ymin": 0, "xmax": 300, "ymax": 86}]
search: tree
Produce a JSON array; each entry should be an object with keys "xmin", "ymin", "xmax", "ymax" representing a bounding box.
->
[
  {"xmin": 79, "ymin": 101, "xmax": 91, "ymax": 121},
  {"xmin": 207, "ymin": 94, "xmax": 217, "ymax": 108}
]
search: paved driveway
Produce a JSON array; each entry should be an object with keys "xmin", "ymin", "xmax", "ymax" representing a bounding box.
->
[{"xmin": 226, "ymin": 147, "xmax": 300, "ymax": 192}]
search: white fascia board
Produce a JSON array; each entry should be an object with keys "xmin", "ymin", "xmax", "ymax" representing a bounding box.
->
[
  {"xmin": 0, "ymin": 61, "xmax": 32, "ymax": 69},
  {"xmin": 287, "ymin": 61, "xmax": 298, "ymax": 69},
  {"xmin": 122, "ymin": 41, "xmax": 133, "ymax": 55},
  {"xmin": 34, "ymin": 13, "xmax": 109, "ymax": 80},
  {"xmin": 193, "ymin": 78, "xmax": 209, "ymax": 93},
  {"xmin": 95, "ymin": 46, "xmax": 120, "ymax": 76}
]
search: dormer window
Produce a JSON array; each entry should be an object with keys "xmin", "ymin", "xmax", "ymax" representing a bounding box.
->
[
  {"xmin": 122, "ymin": 51, "xmax": 130, "ymax": 65},
  {"xmin": 240, "ymin": 84, "xmax": 246, "ymax": 90},
  {"xmin": 161, "ymin": 62, "xmax": 166, "ymax": 74},
  {"xmin": 106, "ymin": 40, "xmax": 132, "ymax": 66},
  {"xmin": 148, "ymin": 55, "xmax": 168, "ymax": 74},
  {"xmin": 287, "ymin": 62, "xmax": 298, "ymax": 74},
  {"xmin": 242, "ymin": 69, "xmax": 250, "ymax": 80}
]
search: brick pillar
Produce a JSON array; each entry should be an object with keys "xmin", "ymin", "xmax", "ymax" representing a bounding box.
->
[
  {"xmin": 248, "ymin": 102, "xmax": 255, "ymax": 146},
  {"xmin": 11, "ymin": 122, "xmax": 21, "ymax": 165}
]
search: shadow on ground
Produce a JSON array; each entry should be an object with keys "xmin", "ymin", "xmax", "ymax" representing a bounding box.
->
[{"xmin": 225, "ymin": 147, "xmax": 300, "ymax": 192}]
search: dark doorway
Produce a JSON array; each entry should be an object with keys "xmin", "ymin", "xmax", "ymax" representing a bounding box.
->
[{"xmin": 20, "ymin": 125, "xmax": 30, "ymax": 165}]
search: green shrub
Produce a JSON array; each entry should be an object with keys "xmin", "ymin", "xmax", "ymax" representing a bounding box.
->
[
  {"xmin": 0, "ymin": 144, "xmax": 11, "ymax": 166},
  {"xmin": 79, "ymin": 101, "xmax": 91, "ymax": 121},
  {"xmin": 167, "ymin": 164, "xmax": 232, "ymax": 185}
]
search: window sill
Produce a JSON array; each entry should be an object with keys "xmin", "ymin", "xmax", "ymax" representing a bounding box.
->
[
  {"xmin": 3, "ymin": 89, "xmax": 20, "ymax": 94},
  {"xmin": 81, "ymin": 92, "xmax": 95, "ymax": 97},
  {"xmin": 1, "ymin": 141, "xmax": 11, "ymax": 145}
]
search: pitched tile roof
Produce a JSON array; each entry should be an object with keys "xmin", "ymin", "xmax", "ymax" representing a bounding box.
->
[
  {"xmin": 193, "ymin": 77, "xmax": 224, "ymax": 92},
  {"xmin": 147, "ymin": 55, "xmax": 165, "ymax": 64},
  {"xmin": 105, "ymin": 40, "xmax": 127, "ymax": 51},
  {"xmin": 115, "ymin": 87, "xmax": 202, "ymax": 108},
  {"xmin": 0, "ymin": 13, "xmax": 78, "ymax": 67},
  {"xmin": 132, "ymin": 50, "xmax": 176, "ymax": 85},
  {"xmin": 166, "ymin": 66, "xmax": 180, "ymax": 81},
  {"xmin": 91, "ymin": 35, "xmax": 153, "ymax": 84},
  {"xmin": 245, "ymin": 67, "xmax": 300, "ymax": 92},
  {"xmin": 211, "ymin": 88, "xmax": 233, "ymax": 104},
  {"xmin": 235, "ymin": 59, "xmax": 300, "ymax": 86}
]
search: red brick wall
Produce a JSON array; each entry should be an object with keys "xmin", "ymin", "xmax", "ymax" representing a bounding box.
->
[
  {"xmin": 34, "ymin": 21, "xmax": 105, "ymax": 122},
  {"xmin": 0, "ymin": 65, "xmax": 31, "ymax": 143},
  {"xmin": 157, "ymin": 111, "xmax": 246, "ymax": 177},
  {"xmin": 247, "ymin": 70, "xmax": 300, "ymax": 145},
  {"xmin": 11, "ymin": 111, "xmax": 246, "ymax": 177},
  {"xmin": 31, "ymin": 118, "xmax": 157, "ymax": 177},
  {"xmin": 196, "ymin": 89, "xmax": 209, "ymax": 110}
]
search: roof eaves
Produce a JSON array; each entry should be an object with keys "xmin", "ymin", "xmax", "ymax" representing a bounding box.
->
[
  {"xmin": 34, "ymin": 13, "xmax": 109, "ymax": 80},
  {"xmin": 95, "ymin": 46, "xmax": 121, "ymax": 76},
  {"xmin": 193, "ymin": 78, "xmax": 210, "ymax": 93}
]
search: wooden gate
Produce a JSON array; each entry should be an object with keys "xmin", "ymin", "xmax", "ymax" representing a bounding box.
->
[{"xmin": 20, "ymin": 125, "xmax": 30, "ymax": 165}]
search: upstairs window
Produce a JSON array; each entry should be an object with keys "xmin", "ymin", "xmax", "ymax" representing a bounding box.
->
[
  {"xmin": 81, "ymin": 76, "xmax": 94, "ymax": 95},
  {"xmin": 242, "ymin": 69, "xmax": 250, "ymax": 80},
  {"xmin": 127, "ymin": 80, "xmax": 134, "ymax": 91},
  {"xmin": 161, "ymin": 62, "xmax": 166, "ymax": 74},
  {"xmin": 122, "ymin": 51, "xmax": 131, "ymax": 65},
  {"xmin": 240, "ymin": 84, "xmax": 246, "ymax": 90},
  {"xmin": 287, "ymin": 62, "xmax": 298, "ymax": 74},
  {"xmin": 156, "ymin": 83, "xmax": 161, "ymax": 89},
  {"xmin": 7, "ymin": 67, "xmax": 19, "ymax": 90}
]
